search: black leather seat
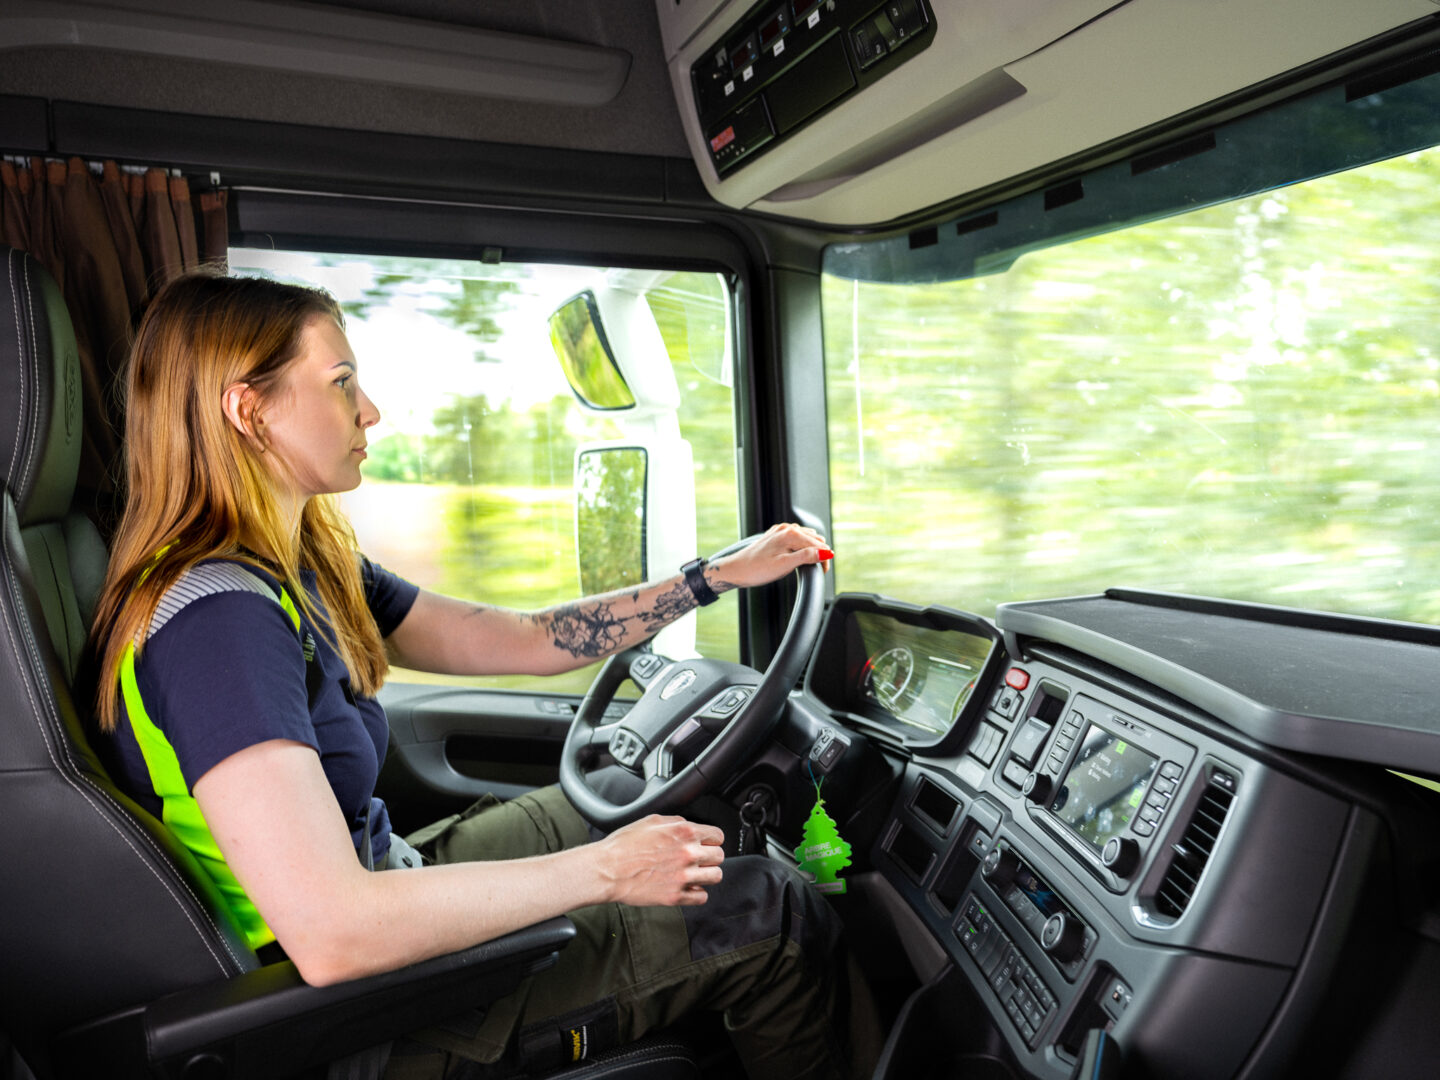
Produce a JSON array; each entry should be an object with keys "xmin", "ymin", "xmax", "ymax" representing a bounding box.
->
[{"xmin": 0, "ymin": 247, "xmax": 593, "ymax": 1079}]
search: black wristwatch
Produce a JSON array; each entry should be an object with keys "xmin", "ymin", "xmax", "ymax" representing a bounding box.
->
[{"xmin": 681, "ymin": 557, "xmax": 720, "ymax": 607}]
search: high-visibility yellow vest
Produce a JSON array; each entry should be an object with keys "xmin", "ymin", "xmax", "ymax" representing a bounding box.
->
[{"xmin": 119, "ymin": 563, "xmax": 304, "ymax": 952}]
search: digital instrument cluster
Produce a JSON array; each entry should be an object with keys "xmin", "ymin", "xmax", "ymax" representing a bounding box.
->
[{"xmin": 807, "ymin": 595, "xmax": 1002, "ymax": 747}]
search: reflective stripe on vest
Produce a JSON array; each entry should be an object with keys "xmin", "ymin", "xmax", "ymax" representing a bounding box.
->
[{"xmin": 119, "ymin": 564, "xmax": 303, "ymax": 952}]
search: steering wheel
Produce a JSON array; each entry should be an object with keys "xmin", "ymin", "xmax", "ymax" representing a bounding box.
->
[{"xmin": 560, "ymin": 538, "xmax": 826, "ymax": 829}]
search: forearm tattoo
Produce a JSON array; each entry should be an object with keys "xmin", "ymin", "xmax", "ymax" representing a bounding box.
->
[
  {"xmin": 543, "ymin": 601, "xmax": 630, "ymax": 659},
  {"xmin": 639, "ymin": 580, "xmax": 698, "ymax": 631},
  {"xmin": 531, "ymin": 564, "xmax": 742, "ymax": 661}
]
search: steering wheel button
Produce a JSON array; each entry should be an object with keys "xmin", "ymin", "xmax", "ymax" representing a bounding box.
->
[{"xmin": 609, "ymin": 729, "xmax": 648, "ymax": 766}]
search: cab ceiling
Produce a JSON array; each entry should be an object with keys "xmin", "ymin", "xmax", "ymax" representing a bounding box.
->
[
  {"xmin": 3, "ymin": 0, "xmax": 1439, "ymax": 231},
  {"xmin": 0, "ymin": 0, "xmax": 691, "ymax": 158}
]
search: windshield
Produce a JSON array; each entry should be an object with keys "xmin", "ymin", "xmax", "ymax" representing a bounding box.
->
[{"xmin": 822, "ymin": 64, "xmax": 1440, "ymax": 624}]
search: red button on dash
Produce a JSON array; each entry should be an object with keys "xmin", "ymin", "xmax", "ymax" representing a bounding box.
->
[
  {"xmin": 710, "ymin": 126, "xmax": 736, "ymax": 153},
  {"xmin": 1005, "ymin": 668, "xmax": 1030, "ymax": 690}
]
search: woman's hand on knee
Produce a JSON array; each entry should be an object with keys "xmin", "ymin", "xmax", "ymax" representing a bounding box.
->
[{"xmin": 594, "ymin": 815, "xmax": 725, "ymax": 906}]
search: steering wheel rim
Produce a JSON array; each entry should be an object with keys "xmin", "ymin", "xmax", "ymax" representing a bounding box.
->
[{"xmin": 560, "ymin": 540, "xmax": 826, "ymax": 829}]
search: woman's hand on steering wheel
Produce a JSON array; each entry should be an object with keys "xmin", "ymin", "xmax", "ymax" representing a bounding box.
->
[
  {"xmin": 561, "ymin": 519, "xmax": 832, "ymax": 829},
  {"xmin": 708, "ymin": 522, "xmax": 833, "ymax": 588}
]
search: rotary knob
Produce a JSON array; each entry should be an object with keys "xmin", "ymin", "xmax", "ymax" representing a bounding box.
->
[
  {"xmin": 1022, "ymin": 771, "xmax": 1053, "ymax": 805},
  {"xmin": 1041, "ymin": 912, "xmax": 1085, "ymax": 963},
  {"xmin": 1102, "ymin": 836, "xmax": 1141, "ymax": 878},
  {"xmin": 981, "ymin": 845, "xmax": 1021, "ymax": 889}
]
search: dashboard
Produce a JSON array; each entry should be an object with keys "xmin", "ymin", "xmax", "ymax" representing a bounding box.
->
[{"xmin": 797, "ymin": 589, "xmax": 1440, "ymax": 1079}]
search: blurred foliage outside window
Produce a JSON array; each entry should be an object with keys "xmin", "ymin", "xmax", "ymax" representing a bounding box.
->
[
  {"xmin": 823, "ymin": 148, "xmax": 1440, "ymax": 625},
  {"xmin": 228, "ymin": 250, "xmax": 740, "ymax": 693},
  {"xmin": 576, "ymin": 447, "xmax": 648, "ymax": 594}
]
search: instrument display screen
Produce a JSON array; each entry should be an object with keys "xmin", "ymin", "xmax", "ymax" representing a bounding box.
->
[{"xmin": 1050, "ymin": 723, "xmax": 1159, "ymax": 852}]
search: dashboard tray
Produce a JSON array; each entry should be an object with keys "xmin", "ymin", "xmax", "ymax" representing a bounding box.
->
[{"xmin": 995, "ymin": 588, "xmax": 1440, "ymax": 774}]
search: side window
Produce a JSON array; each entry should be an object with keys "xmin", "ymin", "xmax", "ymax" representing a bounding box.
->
[{"xmin": 228, "ymin": 250, "xmax": 740, "ymax": 693}]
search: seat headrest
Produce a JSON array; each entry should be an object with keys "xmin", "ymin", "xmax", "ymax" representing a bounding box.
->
[{"xmin": 0, "ymin": 247, "xmax": 82, "ymax": 527}]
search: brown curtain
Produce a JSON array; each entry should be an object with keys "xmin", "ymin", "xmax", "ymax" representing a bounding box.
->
[{"xmin": 0, "ymin": 157, "xmax": 229, "ymax": 534}]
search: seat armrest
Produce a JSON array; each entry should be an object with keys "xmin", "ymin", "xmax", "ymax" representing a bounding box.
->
[{"xmin": 54, "ymin": 916, "xmax": 576, "ymax": 1079}]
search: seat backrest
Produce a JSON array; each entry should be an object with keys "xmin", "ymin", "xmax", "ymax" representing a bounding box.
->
[{"xmin": 0, "ymin": 247, "xmax": 258, "ymax": 1079}]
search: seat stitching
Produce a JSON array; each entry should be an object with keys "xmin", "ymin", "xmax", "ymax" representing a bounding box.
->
[
  {"xmin": 37, "ymin": 530, "xmax": 76, "ymax": 683},
  {"xmin": 18, "ymin": 255, "xmax": 41, "ymax": 505},
  {"xmin": 6, "ymin": 250, "xmax": 25, "ymax": 490},
  {"xmin": 0, "ymin": 525, "xmax": 238, "ymax": 974}
]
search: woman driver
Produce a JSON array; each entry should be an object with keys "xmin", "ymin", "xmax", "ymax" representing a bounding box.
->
[{"xmin": 87, "ymin": 271, "xmax": 875, "ymax": 1079}]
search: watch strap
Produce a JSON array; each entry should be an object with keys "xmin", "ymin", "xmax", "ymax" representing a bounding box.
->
[{"xmin": 681, "ymin": 557, "xmax": 720, "ymax": 607}]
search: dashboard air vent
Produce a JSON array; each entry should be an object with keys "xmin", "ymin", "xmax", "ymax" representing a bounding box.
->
[{"xmin": 1154, "ymin": 775, "xmax": 1236, "ymax": 920}]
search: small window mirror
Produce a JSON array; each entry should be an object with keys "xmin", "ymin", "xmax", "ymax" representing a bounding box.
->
[
  {"xmin": 548, "ymin": 291, "xmax": 637, "ymax": 410},
  {"xmin": 575, "ymin": 446, "xmax": 647, "ymax": 594}
]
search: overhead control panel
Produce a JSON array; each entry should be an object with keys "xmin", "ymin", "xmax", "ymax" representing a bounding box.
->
[{"xmin": 690, "ymin": 0, "xmax": 935, "ymax": 176}]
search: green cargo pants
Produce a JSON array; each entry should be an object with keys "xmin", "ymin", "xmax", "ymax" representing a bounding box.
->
[{"xmin": 381, "ymin": 785, "xmax": 878, "ymax": 1080}]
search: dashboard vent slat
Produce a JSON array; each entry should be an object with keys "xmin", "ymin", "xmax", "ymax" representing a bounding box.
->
[{"xmin": 1153, "ymin": 777, "xmax": 1236, "ymax": 921}]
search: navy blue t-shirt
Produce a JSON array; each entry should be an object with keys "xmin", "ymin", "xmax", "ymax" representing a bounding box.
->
[{"xmin": 107, "ymin": 557, "xmax": 419, "ymax": 865}]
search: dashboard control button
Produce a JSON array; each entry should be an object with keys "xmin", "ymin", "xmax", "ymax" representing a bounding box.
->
[
  {"xmin": 1041, "ymin": 912, "xmax": 1086, "ymax": 963},
  {"xmin": 960, "ymin": 923, "xmax": 982, "ymax": 954},
  {"xmin": 1002, "ymin": 758, "xmax": 1030, "ymax": 787},
  {"xmin": 995, "ymin": 686, "xmax": 1022, "ymax": 718},
  {"xmin": 1005, "ymin": 667, "xmax": 1030, "ymax": 690},
  {"xmin": 1132, "ymin": 819, "xmax": 1155, "ymax": 837},
  {"xmin": 982, "ymin": 845, "xmax": 1021, "ymax": 889},
  {"xmin": 1010, "ymin": 717, "xmax": 1051, "ymax": 766},
  {"xmin": 1161, "ymin": 760, "xmax": 1183, "ymax": 780},
  {"xmin": 970, "ymin": 722, "xmax": 1004, "ymax": 766},
  {"xmin": 1022, "ymin": 771, "xmax": 1053, "ymax": 804},
  {"xmin": 1102, "ymin": 836, "xmax": 1141, "ymax": 877},
  {"xmin": 1139, "ymin": 804, "xmax": 1162, "ymax": 824},
  {"xmin": 852, "ymin": 22, "xmax": 889, "ymax": 68},
  {"xmin": 979, "ymin": 932, "xmax": 1007, "ymax": 976}
]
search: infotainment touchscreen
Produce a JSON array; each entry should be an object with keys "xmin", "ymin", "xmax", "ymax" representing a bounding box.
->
[{"xmin": 1050, "ymin": 723, "xmax": 1159, "ymax": 852}]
